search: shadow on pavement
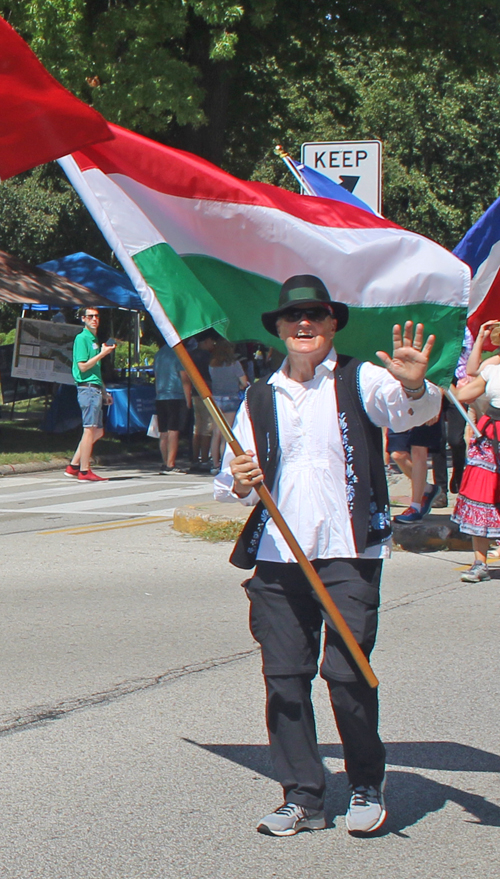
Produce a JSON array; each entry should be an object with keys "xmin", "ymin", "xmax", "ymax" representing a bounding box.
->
[{"xmin": 184, "ymin": 738, "xmax": 500, "ymax": 833}]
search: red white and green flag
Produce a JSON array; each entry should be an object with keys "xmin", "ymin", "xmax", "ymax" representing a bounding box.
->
[
  {"xmin": 59, "ymin": 123, "xmax": 469, "ymax": 384},
  {"xmin": 0, "ymin": 18, "xmax": 110, "ymax": 179}
]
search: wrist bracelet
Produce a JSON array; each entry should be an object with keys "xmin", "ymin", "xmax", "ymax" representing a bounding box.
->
[{"xmin": 402, "ymin": 382, "xmax": 426, "ymax": 396}]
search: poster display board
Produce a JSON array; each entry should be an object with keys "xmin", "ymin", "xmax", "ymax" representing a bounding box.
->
[
  {"xmin": 11, "ymin": 318, "xmax": 80, "ymax": 386},
  {"xmin": 0, "ymin": 343, "xmax": 47, "ymax": 403}
]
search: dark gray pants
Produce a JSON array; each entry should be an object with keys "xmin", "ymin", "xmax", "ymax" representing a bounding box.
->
[
  {"xmin": 432, "ymin": 402, "xmax": 467, "ymax": 495},
  {"xmin": 245, "ymin": 558, "xmax": 386, "ymax": 810}
]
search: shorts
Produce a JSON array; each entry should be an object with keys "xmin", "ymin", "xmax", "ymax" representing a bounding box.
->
[
  {"xmin": 387, "ymin": 420, "xmax": 442, "ymax": 454},
  {"xmin": 193, "ymin": 396, "xmax": 213, "ymax": 437},
  {"xmin": 244, "ymin": 558, "xmax": 382, "ymax": 683},
  {"xmin": 77, "ymin": 385, "xmax": 103, "ymax": 429},
  {"xmin": 156, "ymin": 398, "xmax": 187, "ymax": 433},
  {"xmin": 213, "ymin": 394, "xmax": 241, "ymax": 414}
]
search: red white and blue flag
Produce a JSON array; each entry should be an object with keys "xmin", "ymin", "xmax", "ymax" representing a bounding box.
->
[
  {"xmin": 286, "ymin": 157, "xmax": 376, "ymax": 214},
  {"xmin": 454, "ymin": 196, "xmax": 500, "ymax": 337}
]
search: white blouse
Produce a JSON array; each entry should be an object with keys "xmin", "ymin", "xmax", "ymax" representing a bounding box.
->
[
  {"xmin": 214, "ymin": 350, "xmax": 442, "ymax": 562},
  {"xmin": 480, "ymin": 363, "xmax": 500, "ymax": 408}
]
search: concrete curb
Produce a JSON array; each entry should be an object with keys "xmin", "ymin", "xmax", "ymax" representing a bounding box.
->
[
  {"xmin": 171, "ymin": 501, "xmax": 473, "ymax": 551},
  {"xmin": 0, "ymin": 459, "xmax": 69, "ymax": 477},
  {"xmin": 172, "ymin": 470, "xmax": 474, "ymax": 551},
  {"xmin": 173, "ymin": 502, "xmax": 250, "ymax": 538}
]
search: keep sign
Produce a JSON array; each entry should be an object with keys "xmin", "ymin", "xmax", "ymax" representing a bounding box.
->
[{"xmin": 301, "ymin": 141, "xmax": 382, "ymax": 214}]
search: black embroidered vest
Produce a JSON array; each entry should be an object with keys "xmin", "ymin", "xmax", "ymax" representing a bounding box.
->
[{"xmin": 230, "ymin": 355, "xmax": 391, "ymax": 569}]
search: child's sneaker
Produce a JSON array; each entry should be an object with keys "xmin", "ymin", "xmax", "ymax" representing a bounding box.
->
[{"xmin": 461, "ymin": 561, "xmax": 490, "ymax": 583}]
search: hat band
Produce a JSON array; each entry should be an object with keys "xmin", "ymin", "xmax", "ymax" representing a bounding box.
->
[{"xmin": 284, "ymin": 287, "xmax": 328, "ymax": 302}]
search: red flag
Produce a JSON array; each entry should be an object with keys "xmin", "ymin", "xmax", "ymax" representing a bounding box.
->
[{"xmin": 0, "ymin": 18, "xmax": 111, "ymax": 179}]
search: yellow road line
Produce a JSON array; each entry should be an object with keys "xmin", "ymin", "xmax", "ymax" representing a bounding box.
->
[
  {"xmin": 454, "ymin": 563, "xmax": 500, "ymax": 571},
  {"xmin": 39, "ymin": 516, "xmax": 170, "ymax": 536}
]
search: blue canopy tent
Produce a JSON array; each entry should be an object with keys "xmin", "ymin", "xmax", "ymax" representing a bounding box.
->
[{"xmin": 38, "ymin": 252, "xmax": 144, "ymax": 310}]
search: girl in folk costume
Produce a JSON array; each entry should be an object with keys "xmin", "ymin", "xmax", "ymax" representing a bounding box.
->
[{"xmin": 452, "ymin": 320, "xmax": 500, "ymax": 581}]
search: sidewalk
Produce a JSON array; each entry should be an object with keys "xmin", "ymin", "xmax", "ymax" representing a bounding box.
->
[{"xmin": 172, "ymin": 469, "xmax": 473, "ymax": 552}]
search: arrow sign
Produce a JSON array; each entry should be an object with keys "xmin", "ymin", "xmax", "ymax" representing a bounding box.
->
[
  {"xmin": 339, "ymin": 175, "xmax": 360, "ymax": 193},
  {"xmin": 301, "ymin": 141, "xmax": 382, "ymax": 213}
]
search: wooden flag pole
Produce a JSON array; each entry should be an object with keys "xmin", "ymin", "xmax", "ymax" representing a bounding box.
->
[
  {"xmin": 443, "ymin": 386, "xmax": 482, "ymax": 439},
  {"xmin": 174, "ymin": 340, "xmax": 379, "ymax": 689}
]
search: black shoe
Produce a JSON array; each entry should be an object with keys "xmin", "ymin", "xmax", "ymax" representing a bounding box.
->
[{"xmin": 450, "ymin": 470, "xmax": 463, "ymax": 494}]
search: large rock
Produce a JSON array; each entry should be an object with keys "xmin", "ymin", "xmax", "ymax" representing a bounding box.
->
[{"xmin": 393, "ymin": 515, "xmax": 472, "ymax": 552}]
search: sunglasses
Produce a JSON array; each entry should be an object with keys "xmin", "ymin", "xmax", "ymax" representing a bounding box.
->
[
  {"xmin": 85, "ymin": 313, "xmax": 100, "ymax": 319},
  {"xmin": 281, "ymin": 307, "xmax": 333, "ymax": 323}
]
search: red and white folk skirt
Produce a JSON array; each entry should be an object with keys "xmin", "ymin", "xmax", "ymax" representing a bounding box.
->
[{"xmin": 452, "ymin": 414, "xmax": 500, "ymax": 537}]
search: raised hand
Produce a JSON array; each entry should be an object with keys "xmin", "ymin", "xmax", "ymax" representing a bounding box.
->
[
  {"xmin": 376, "ymin": 321, "xmax": 435, "ymax": 389},
  {"xmin": 477, "ymin": 319, "xmax": 500, "ymax": 345}
]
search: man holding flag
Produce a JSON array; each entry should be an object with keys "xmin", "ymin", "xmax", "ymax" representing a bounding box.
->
[
  {"xmin": 215, "ymin": 275, "xmax": 442, "ymax": 836},
  {"xmin": 0, "ymin": 16, "xmax": 469, "ymax": 841}
]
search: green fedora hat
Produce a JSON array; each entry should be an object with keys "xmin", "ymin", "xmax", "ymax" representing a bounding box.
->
[{"xmin": 261, "ymin": 274, "xmax": 349, "ymax": 337}]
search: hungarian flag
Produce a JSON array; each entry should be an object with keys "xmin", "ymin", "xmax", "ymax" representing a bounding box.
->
[
  {"xmin": 0, "ymin": 17, "xmax": 110, "ymax": 179},
  {"xmin": 454, "ymin": 196, "xmax": 500, "ymax": 340},
  {"xmin": 59, "ymin": 123, "xmax": 469, "ymax": 384}
]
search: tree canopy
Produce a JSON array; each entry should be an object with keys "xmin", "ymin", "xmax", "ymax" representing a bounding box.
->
[{"xmin": 1, "ymin": 0, "xmax": 500, "ymax": 267}]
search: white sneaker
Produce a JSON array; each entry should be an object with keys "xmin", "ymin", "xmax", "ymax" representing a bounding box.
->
[
  {"xmin": 345, "ymin": 778, "xmax": 387, "ymax": 833},
  {"xmin": 461, "ymin": 561, "xmax": 491, "ymax": 583},
  {"xmin": 257, "ymin": 802, "xmax": 326, "ymax": 836}
]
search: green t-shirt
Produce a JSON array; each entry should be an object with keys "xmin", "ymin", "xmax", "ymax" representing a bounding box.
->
[{"xmin": 72, "ymin": 327, "xmax": 102, "ymax": 384}]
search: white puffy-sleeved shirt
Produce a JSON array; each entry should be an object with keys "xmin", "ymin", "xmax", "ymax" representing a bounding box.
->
[
  {"xmin": 479, "ymin": 362, "xmax": 500, "ymax": 407},
  {"xmin": 214, "ymin": 350, "xmax": 442, "ymax": 562}
]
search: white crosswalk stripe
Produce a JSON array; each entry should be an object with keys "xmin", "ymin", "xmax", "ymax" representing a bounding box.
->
[{"xmin": 0, "ymin": 476, "xmax": 214, "ymax": 516}]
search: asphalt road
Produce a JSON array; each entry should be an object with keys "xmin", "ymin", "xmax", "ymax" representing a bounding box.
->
[{"xmin": 0, "ymin": 468, "xmax": 499, "ymax": 878}]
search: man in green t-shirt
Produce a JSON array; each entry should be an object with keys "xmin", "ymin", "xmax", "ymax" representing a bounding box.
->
[{"xmin": 65, "ymin": 308, "xmax": 116, "ymax": 482}]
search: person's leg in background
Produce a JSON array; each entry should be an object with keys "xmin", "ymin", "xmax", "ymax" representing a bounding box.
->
[
  {"xmin": 71, "ymin": 425, "xmax": 104, "ymax": 471},
  {"xmin": 191, "ymin": 397, "xmax": 213, "ymax": 470},
  {"xmin": 389, "ymin": 430, "xmax": 424, "ymax": 523},
  {"xmin": 447, "ymin": 402, "xmax": 467, "ymax": 493},
  {"xmin": 159, "ymin": 429, "xmax": 179, "ymax": 469},
  {"xmin": 157, "ymin": 399, "xmax": 186, "ymax": 472},
  {"xmin": 387, "ymin": 429, "xmax": 412, "ymax": 479},
  {"xmin": 67, "ymin": 386, "xmax": 107, "ymax": 482},
  {"xmin": 395, "ymin": 419, "xmax": 443, "ymax": 523},
  {"xmin": 431, "ymin": 409, "xmax": 449, "ymax": 507},
  {"xmin": 408, "ymin": 444, "xmax": 429, "ymax": 511},
  {"xmin": 210, "ymin": 406, "xmax": 236, "ymax": 474},
  {"xmin": 390, "ymin": 449, "xmax": 412, "ymax": 480}
]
